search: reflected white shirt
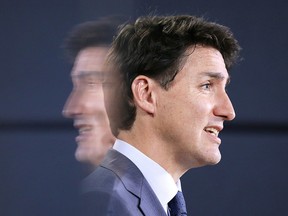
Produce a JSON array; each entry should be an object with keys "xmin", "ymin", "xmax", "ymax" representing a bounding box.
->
[{"xmin": 113, "ymin": 139, "xmax": 181, "ymax": 214}]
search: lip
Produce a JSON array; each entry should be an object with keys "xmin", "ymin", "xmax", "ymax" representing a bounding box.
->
[
  {"xmin": 204, "ymin": 125, "xmax": 223, "ymax": 145},
  {"xmin": 74, "ymin": 123, "xmax": 94, "ymax": 144},
  {"xmin": 206, "ymin": 131, "xmax": 221, "ymax": 144},
  {"xmin": 75, "ymin": 130, "xmax": 93, "ymax": 144}
]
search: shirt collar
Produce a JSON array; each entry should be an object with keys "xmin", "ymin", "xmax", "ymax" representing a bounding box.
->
[{"xmin": 113, "ymin": 139, "xmax": 181, "ymax": 213}]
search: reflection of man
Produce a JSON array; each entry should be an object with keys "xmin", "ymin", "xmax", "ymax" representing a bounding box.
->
[
  {"xmin": 62, "ymin": 18, "xmax": 122, "ymax": 168},
  {"xmin": 82, "ymin": 15, "xmax": 241, "ymax": 215}
]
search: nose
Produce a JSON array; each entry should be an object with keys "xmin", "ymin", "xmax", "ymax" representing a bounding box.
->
[
  {"xmin": 214, "ymin": 91, "xmax": 236, "ymax": 121},
  {"xmin": 62, "ymin": 90, "xmax": 82, "ymax": 118}
]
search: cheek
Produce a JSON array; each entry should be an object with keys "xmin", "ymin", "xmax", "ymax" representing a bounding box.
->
[
  {"xmin": 192, "ymin": 102, "xmax": 212, "ymax": 118},
  {"xmin": 86, "ymin": 93, "xmax": 106, "ymax": 111},
  {"xmin": 173, "ymin": 98, "xmax": 213, "ymax": 142},
  {"xmin": 178, "ymin": 97, "xmax": 210, "ymax": 120},
  {"xmin": 89, "ymin": 126, "xmax": 109, "ymax": 144},
  {"xmin": 189, "ymin": 93, "xmax": 214, "ymax": 116}
]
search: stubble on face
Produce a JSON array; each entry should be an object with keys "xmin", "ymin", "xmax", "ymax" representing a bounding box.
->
[{"xmin": 153, "ymin": 45, "xmax": 234, "ymax": 172}]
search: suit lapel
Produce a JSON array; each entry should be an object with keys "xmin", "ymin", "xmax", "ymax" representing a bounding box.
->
[
  {"xmin": 138, "ymin": 177, "xmax": 168, "ymax": 216},
  {"xmin": 102, "ymin": 150, "xmax": 167, "ymax": 216}
]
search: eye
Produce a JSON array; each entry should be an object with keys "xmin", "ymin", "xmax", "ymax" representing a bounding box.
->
[
  {"xmin": 86, "ymin": 77, "xmax": 101, "ymax": 87},
  {"xmin": 201, "ymin": 82, "xmax": 212, "ymax": 90},
  {"xmin": 87, "ymin": 80, "xmax": 97, "ymax": 86}
]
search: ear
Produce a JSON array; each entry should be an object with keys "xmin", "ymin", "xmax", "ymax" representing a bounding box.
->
[{"xmin": 131, "ymin": 75, "xmax": 157, "ymax": 115}]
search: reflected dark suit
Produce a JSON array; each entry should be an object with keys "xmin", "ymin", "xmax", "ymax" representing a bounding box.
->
[{"xmin": 80, "ymin": 149, "xmax": 167, "ymax": 216}]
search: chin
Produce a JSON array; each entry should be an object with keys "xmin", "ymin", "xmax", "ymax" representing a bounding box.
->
[
  {"xmin": 75, "ymin": 149, "xmax": 88, "ymax": 162},
  {"xmin": 75, "ymin": 151, "xmax": 102, "ymax": 166},
  {"xmin": 206, "ymin": 152, "xmax": 222, "ymax": 165},
  {"xmin": 196, "ymin": 151, "xmax": 222, "ymax": 167}
]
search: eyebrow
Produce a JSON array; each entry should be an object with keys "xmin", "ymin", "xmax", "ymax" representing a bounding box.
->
[
  {"xmin": 72, "ymin": 71, "xmax": 105, "ymax": 82},
  {"xmin": 200, "ymin": 72, "xmax": 231, "ymax": 85}
]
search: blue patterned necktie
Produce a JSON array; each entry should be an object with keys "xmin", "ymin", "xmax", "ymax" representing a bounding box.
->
[{"xmin": 168, "ymin": 191, "xmax": 187, "ymax": 216}]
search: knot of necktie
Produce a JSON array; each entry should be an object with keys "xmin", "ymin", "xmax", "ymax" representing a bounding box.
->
[{"xmin": 168, "ymin": 191, "xmax": 187, "ymax": 216}]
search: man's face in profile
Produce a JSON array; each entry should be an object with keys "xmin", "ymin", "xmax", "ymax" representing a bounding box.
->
[
  {"xmin": 151, "ymin": 46, "xmax": 236, "ymax": 169},
  {"xmin": 63, "ymin": 46, "xmax": 115, "ymax": 166}
]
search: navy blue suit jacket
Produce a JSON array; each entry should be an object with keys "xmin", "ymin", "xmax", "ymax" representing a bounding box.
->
[{"xmin": 80, "ymin": 149, "xmax": 167, "ymax": 216}]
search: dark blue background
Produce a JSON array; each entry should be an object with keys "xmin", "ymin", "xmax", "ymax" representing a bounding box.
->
[{"xmin": 1, "ymin": 0, "xmax": 287, "ymax": 215}]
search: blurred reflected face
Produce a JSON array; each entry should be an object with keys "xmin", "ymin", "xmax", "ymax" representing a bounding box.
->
[
  {"xmin": 63, "ymin": 47, "xmax": 115, "ymax": 166},
  {"xmin": 155, "ymin": 46, "xmax": 236, "ymax": 169}
]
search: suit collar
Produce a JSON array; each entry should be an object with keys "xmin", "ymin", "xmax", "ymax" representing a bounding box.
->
[{"xmin": 102, "ymin": 149, "xmax": 167, "ymax": 216}]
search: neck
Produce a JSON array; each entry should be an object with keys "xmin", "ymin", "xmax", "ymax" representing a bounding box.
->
[{"xmin": 118, "ymin": 129, "xmax": 188, "ymax": 183}]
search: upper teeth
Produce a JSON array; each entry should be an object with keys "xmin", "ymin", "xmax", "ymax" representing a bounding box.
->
[
  {"xmin": 79, "ymin": 127, "xmax": 90, "ymax": 134},
  {"xmin": 205, "ymin": 127, "xmax": 219, "ymax": 136}
]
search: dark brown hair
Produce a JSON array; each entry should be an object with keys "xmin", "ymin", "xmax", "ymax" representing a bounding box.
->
[
  {"xmin": 106, "ymin": 15, "xmax": 241, "ymax": 136},
  {"xmin": 64, "ymin": 16, "xmax": 127, "ymax": 62}
]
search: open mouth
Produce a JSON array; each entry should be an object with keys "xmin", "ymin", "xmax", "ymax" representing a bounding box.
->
[
  {"xmin": 79, "ymin": 127, "xmax": 92, "ymax": 134},
  {"xmin": 204, "ymin": 127, "xmax": 220, "ymax": 137}
]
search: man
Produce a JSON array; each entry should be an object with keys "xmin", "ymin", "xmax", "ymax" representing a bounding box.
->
[
  {"xmin": 62, "ymin": 17, "xmax": 124, "ymax": 168},
  {"xmin": 82, "ymin": 15, "xmax": 241, "ymax": 215}
]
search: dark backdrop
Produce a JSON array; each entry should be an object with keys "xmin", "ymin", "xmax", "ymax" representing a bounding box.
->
[{"xmin": 1, "ymin": 0, "xmax": 287, "ymax": 215}]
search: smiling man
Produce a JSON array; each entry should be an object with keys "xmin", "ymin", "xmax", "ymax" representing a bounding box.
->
[
  {"xmin": 81, "ymin": 15, "xmax": 241, "ymax": 215},
  {"xmin": 62, "ymin": 18, "xmax": 124, "ymax": 168}
]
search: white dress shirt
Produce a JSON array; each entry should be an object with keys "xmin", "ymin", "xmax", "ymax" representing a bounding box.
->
[{"xmin": 113, "ymin": 139, "xmax": 181, "ymax": 214}]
